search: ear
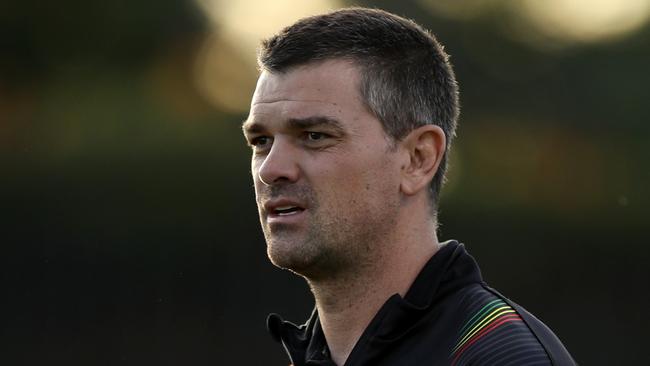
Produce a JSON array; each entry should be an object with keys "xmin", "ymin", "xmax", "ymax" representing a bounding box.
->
[{"xmin": 399, "ymin": 125, "xmax": 446, "ymax": 196}]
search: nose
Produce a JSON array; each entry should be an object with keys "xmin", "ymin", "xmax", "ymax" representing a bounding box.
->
[{"xmin": 257, "ymin": 138, "xmax": 300, "ymax": 186}]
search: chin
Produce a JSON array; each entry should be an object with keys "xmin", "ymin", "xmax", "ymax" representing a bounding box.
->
[
  {"xmin": 266, "ymin": 241, "xmax": 324, "ymax": 276},
  {"xmin": 268, "ymin": 241, "xmax": 306, "ymax": 268}
]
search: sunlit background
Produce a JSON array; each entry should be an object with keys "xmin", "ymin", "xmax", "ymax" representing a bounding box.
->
[{"xmin": 2, "ymin": 0, "xmax": 648, "ymax": 364}]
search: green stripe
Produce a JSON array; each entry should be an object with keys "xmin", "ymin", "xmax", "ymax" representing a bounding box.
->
[{"xmin": 457, "ymin": 299, "xmax": 505, "ymax": 340}]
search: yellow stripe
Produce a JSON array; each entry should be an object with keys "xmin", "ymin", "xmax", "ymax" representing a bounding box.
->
[
  {"xmin": 458, "ymin": 299, "xmax": 504, "ymax": 338},
  {"xmin": 452, "ymin": 306, "xmax": 515, "ymax": 353},
  {"xmin": 453, "ymin": 307, "xmax": 514, "ymax": 353},
  {"xmin": 456, "ymin": 306, "xmax": 509, "ymax": 349}
]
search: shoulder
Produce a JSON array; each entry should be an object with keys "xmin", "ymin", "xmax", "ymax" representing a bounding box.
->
[{"xmin": 450, "ymin": 284, "xmax": 575, "ymax": 366}]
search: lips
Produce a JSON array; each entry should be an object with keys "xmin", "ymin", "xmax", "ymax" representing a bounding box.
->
[
  {"xmin": 273, "ymin": 205, "xmax": 304, "ymax": 215},
  {"xmin": 264, "ymin": 199, "xmax": 307, "ymax": 222}
]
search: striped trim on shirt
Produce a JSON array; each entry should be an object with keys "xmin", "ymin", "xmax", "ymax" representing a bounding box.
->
[{"xmin": 451, "ymin": 291, "xmax": 550, "ymax": 366}]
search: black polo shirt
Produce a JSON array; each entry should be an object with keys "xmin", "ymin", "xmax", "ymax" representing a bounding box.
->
[{"xmin": 267, "ymin": 241, "xmax": 576, "ymax": 365}]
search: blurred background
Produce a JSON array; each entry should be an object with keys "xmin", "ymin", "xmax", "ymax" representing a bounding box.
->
[{"xmin": 1, "ymin": 0, "xmax": 648, "ymax": 364}]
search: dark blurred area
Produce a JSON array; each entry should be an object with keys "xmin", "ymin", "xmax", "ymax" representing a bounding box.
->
[{"xmin": 1, "ymin": 0, "xmax": 648, "ymax": 364}]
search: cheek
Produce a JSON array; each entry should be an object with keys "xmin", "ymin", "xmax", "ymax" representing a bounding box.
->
[
  {"xmin": 251, "ymin": 159, "xmax": 262, "ymax": 186},
  {"xmin": 251, "ymin": 161, "xmax": 264, "ymax": 206},
  {"xmin": 317, "ymin": 152, "xmax": 399, "ymax": 202}
]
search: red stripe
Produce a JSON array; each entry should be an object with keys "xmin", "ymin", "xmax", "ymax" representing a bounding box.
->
[{"xmin": 451, "ymin": 314, "xmax": 523, "ymax": 365}]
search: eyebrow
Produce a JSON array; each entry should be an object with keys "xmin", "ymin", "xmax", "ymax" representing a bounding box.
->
[
  {"xmin": 242, "ymin": 118, "xmax": 263, "ymax": 134},
  {"xmin": 287, "ymin": 116, "xmax": 345, "ymax": 132},
  {"xmin": 242, "ymin": 116, "xmax": 345, "ymax": 135}
]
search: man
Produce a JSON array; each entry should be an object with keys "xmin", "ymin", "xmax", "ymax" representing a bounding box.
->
[{"xmin": 242, "ymin": 7, "xmax": 575, "ymax": 366}]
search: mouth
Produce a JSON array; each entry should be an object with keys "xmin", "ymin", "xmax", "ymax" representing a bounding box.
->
[
  {"xmin": 271, "ymin": 205, "xmax": 305, "ymax": 216},
  {"xmin": 264, "ymin": 199, "xmax": 307, "ymax": 224}
]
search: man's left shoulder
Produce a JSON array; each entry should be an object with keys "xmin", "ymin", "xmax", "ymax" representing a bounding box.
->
[{"xmin": 449, "ymin": 284, "xmax": 576, "ymax": 366}]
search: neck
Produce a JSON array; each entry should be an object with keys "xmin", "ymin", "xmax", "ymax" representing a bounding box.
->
[{"xmin": 307, "ymin": 210, "xmax": 439, "ymax": 366}]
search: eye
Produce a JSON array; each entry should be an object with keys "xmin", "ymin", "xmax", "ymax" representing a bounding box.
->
[
  {"xmin": 249, "ymin": 136, "xmax": 271, "ymax": 148},
  {"xmin": 307, "ymin": 132, "xmax": 328, "ymax": 141}
]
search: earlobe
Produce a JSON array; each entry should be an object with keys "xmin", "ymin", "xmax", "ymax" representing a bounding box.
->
[{"xmin": 400, "ymin": 125, "xmax": 446, "ymax": 196}]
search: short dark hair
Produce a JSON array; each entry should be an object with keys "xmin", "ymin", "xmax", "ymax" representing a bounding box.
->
[{"xmin": 257, "ymin": 7, "xmax": 459, "ymax": 211}]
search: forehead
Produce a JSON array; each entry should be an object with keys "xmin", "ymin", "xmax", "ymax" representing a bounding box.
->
[{"xmin": 248, "ymin": 59, "xmax": 368, "ymax": 125}]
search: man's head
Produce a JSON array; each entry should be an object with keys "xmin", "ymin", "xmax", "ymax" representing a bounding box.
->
[
  {"xmin": 244, "ymin": 8, "xmax": 459, "ymax": 278},
  {"xmin": 257, "ymin": 7, "xmax": 460, "ymax": 209}
]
